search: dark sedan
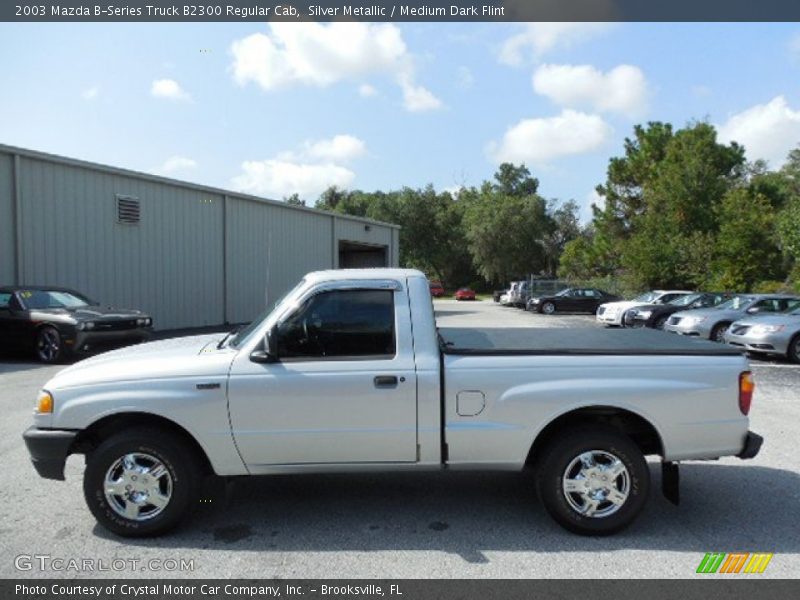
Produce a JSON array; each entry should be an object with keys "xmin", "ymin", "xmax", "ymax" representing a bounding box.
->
[
  {"xmin": 624, "ymin": 292, "xmax": 733, "ymax": 330},
  {"xmin": 0, "ymin": 286, "xmax": 153, "ymax": 363},
  {"xmin": 526, "ymin": 287, "xmax": 620, "ymax": 314}
]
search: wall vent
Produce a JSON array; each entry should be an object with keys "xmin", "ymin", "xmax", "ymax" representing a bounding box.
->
[{"xmin": 116, "ymin": 195, "xmax": 141, "ymax": 224}]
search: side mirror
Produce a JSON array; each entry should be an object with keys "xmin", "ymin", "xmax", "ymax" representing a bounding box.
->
[
  {"xmin": 746, "ymin": 307, "xmax": 760, "ymax": 314},
  {"xmin": 250, "ymin": 326, "xmax": 279, "ymax": 363}
]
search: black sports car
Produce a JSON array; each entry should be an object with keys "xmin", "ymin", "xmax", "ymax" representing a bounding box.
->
[
  {"xmin": 0, "ymin": 286, "xmax": 153, "ymax": 363},
  {"xmin": 624, "ymin": 292, "xmax": 733, "ymax": 330},
  {"xmin": 526, "ymin": 287, "xmax": 621, "ymax": 314}
]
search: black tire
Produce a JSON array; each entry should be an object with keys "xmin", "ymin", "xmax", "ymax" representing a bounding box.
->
[
  {"xmin": 788, "ymin": 334, "xmax": 800, "ymax": 364},
  {"xmin": 35, "ymin": 325, "xmax": 67, "ymax": 364},
  {"xmin": 710, "ymin": 322, "xmax": 731, "ymax": 343},
  {"xmin": 83, "ymin": 427, "xmax": 201, "ymax": 537},
  {"xmin": 541, "ymin": 301, "xmax": 556, "ymax": 315},
  {"xmin": 535, "ymin": 426, "xmax": 650, "ymax": 536},
  {"xmin": 653, "ymin": 315, "xmax": 669, "ymax": 330}
]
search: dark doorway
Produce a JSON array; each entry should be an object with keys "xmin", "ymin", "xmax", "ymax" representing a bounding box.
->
[{"xmin": 338, "ymin": 241, "xmax": 388, "ymax": 268}]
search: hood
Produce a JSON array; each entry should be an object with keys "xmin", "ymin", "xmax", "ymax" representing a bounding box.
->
[
  {"xmin": 30, "ymin": 305, "xmax": 146, "ymax": 321},
  {"xmin": 672, "ymin": 307, "xmax": 744, "ymax": 320},
  {"xmin": 599, "ymin": 300, "xmax": 647, "ymax": 312},
  {"xmin": 45, "ymin": 333, "xmax": 235, "ymax": 390}
]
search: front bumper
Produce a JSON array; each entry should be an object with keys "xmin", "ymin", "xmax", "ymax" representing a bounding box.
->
[
  {"xmin": 22, "ymin": 427, "xmax": 78, "ymax": 480},
  {"xmin": 69, "ymin": 328, "xmax": 152, "ymax": 354},
  {"xmin": 725, "ymin": 332, "xmax": 789, "ymax": 356},
  {"xmin": 737, "ymin": 431, "xmax": 763, "ymax": 459},
  {"xmin": 664, "ymin": 321, "xmax": 710, "ymax": 337}
]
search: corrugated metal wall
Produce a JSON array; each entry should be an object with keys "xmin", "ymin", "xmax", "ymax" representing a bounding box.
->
[
  {"xmin": 0, "ymin": 145, "xmax": 400, "ymax": 330},
  {"xmin": 0, "ymin": 153, "xmax": 14, "ymax": 284}
]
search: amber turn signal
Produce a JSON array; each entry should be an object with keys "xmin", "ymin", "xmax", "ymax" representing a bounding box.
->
[{"xmin": 36, "ymin": 390, "xmax": 53, "ymax": 414}]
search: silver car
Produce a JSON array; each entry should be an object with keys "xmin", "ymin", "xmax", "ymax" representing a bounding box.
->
[
  {"xmin": 664, "ymin": 294, "xmax": 800, "ymax": 342},
  {"xmin": 724, "ymin": 305, "xmax": 800, "ymax": 362}
]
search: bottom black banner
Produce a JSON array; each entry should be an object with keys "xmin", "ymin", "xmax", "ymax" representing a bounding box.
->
[{"xmin": 3, "ymin": 580, "xmax": 798, "ymax": 600}]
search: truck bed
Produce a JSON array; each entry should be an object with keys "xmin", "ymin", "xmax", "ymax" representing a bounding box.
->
[{"xmin": 438, "ymin": 327, "xmax": 742, "ymax": 356}]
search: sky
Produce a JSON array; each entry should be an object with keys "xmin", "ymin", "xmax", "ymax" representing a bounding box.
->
[{"xmin": 2, "ymin": 22, "xmax": 800, "ymax": 221}]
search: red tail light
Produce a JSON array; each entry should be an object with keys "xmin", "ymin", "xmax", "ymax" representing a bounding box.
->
[{"xmin": 739, "ymin": 371, "xmax": 754, "ymax": 415}]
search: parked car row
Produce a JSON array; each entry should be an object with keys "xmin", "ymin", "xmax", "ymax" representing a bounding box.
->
[{"xmin": 493, "ymin": 282, "xmax": 800, "ymax": 362}]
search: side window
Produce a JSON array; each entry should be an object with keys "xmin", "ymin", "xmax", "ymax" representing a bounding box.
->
[
  {"xmin": 755, "ymin": 299, "xmax": 779, "ymax": 313},
  {"xmin": 277, "ymin": 289, "xmax": 396, "ymax": 360},
  {"xmin": 0, "ymin": 292, "xmax": 11, "ymax": 309}
]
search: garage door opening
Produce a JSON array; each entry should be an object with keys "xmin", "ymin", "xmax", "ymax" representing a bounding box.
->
[{"xmin": 339, "ymin": 241, "xmax": 388, "ymax": 268}]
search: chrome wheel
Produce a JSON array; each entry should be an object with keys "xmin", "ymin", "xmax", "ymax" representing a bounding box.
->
[
  {"xmin": 104, "ymin": 453, "xmax": 173, "ymax": 521},
  {"xmin": 36, "ymin": 328, "xmax": 61, "ymax": 362},
  {"xmin": 562, "ymin": 450, "xmax": 630, "ymax": 518},
  {"xmin": 654, "ymin": 315, "xmax": 668, "ymax": 330},
  {"xmin": 542, "ymin": 302, "xmax": 556, "ymax": 314}
]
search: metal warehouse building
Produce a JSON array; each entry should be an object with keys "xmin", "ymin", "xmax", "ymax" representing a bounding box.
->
[{"xmin": 0, "ymin": 144, "xmax": 400, "ymax": 330}]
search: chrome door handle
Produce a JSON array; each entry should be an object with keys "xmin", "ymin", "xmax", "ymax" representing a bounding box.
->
[{"xmin": 374, "ymin": 375, "xmax": 398, "ymax": 387}]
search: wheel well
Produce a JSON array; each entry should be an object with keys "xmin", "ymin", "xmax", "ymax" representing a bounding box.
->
[
  {"xmin": 525, "ymin": 406, "xmax": 664, "ymax": 466},
  {"xmin": 71, "ymin": 412, "xmax": 214, "ymax": 475}
]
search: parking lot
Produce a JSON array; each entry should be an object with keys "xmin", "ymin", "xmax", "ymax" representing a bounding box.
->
[{"xmin": 1, "ymin": 299, "xmax": 798, "ymax": 578}]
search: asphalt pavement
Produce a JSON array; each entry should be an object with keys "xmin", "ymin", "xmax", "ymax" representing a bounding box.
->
[{"xmin": 1, "ymin": 300, "xmax": 797, "ymax": 578}]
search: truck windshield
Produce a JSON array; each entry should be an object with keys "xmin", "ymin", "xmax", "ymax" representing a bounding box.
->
[{"xmin": 229, "ymin": 279, "xmax": 306, "ymax": 349}]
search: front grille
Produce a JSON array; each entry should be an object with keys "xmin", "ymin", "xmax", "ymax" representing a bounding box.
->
[
  {"xmin": 668, "ymin": 316, "xmax": 681, "ymax": 325},
  {"xmin": 93, "ymin": 320, "xmax": 138, "ymax": 331},
  {"xmin": 731, "ymin": 326, "xmax": 750, "ymax": 335}
]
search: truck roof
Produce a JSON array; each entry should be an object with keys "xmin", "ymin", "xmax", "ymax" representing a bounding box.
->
[{"xmin": 305, "ymin": 268, "xmax": 427, "ymax": 283}]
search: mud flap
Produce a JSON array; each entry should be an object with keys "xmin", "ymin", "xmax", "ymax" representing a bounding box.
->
[{"xmin": 662, "ymin": 461, "xmax": 680, "ymax": 505}]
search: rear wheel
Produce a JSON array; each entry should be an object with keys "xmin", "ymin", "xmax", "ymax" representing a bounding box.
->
[
  {"xmin": 542, "ymin": 302, "xmax": 556, "ymax": 315},
  {"xmin": 653, "ymin": 315, "xmax": 669, "ymax": 330},
  {"xmin": 710, "ymin": 322, "xmax": 731, "ymax": 343},
  {"xmin": 535, "ymin": 427, "xmax": 650, "ymax": 536},
  {"xmin": 83, "ymin": 428, "xmax": 201, "ymax": 537}
]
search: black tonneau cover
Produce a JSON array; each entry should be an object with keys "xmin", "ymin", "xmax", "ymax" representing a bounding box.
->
[{"xmin": 439, "ymin": 327, "xmax": 743, "ymax": 356}]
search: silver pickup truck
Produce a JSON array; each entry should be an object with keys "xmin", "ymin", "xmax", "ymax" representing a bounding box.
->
[{"xmin": 23, "ymin": 269, "xmax": 762, "ymax": 537}]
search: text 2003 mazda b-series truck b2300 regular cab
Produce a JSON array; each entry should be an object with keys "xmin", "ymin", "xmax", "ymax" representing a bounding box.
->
[{"xmin": 23, "ymin": 269, "xmax": 762, "ymax": 537}]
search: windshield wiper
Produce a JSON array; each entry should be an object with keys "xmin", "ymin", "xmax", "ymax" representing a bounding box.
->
[{"xmin": 217, "ymin": 327, "xmax": 242, "ymax": 349}]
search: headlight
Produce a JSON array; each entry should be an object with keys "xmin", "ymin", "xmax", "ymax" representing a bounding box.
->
[
  {"xmin": 84, "ymin": 321, "xmax": 95, "ymax": 330},
  {"xmin": 751, "ymin": 324, "xmax": 784, "ymax": 335},
  {"xmin": 76, "ymin": 322, "xmax": 85, "ymax": 331},
  {"xmin": 136, "ymin": 318, "xmax": 146, "ymax": 326},
  {"xmin": 684, "ymin": 316, "xmax": 707, "ymax": 325},
  {"xmin": 36, "ymin": 390, "xmax": 53, "ymax": 414},
  {"xmin": 637, "ymin": 310, "xmax": 652, "ymax": 319}
]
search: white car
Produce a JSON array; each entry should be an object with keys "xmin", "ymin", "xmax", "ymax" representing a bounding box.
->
[{"xmin": 597, "ymin": 290, "xmax": 693, "ymax": 327}]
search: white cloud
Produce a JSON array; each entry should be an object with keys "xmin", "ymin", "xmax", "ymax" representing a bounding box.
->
[
  {"xmin": 692, "ymin": 84, "xmax": 712, "ymax": 98},
  {"xmin": 358, "ymin": 83, "xmax": 377, "ymax": 97},
  {"xmin": 499, "ymin": 23, "xmax": 613, "ymax": 66},
  {"xmin": 717, "ymin": 96, "xmax": 800, "ymax": 167},
  {"xmin": 230, "ymin": 23, "xmax": 441, "ymax": 112},
  {"xmin": 232, "ymin": 160, "xmax": 355, "ymax": 200},
  {"xmin": 151, "ymin": 79, "xmax": 191, "ymax": 101},
  {"xmin": 305, "ymin": 134, "xmax": 366, "ymax": 162},
  {"xmin": 232, "ymin": 134, "xmax": 367, "ymax": 200},
  {"xmin": 533, "ymin": 64, "xmax": 648, "ymax": 117},
  {"xmin": 81, "ymin": 86, "xmax": 99, "ymax": 100},
  {"xmin": 488, "ymin": 109, "xmax": 612, "ymax": 166},
  {"xmin": 157, "ymin": 156, "xmax": 198, "ymax": 174},
  {"xmin": 399, "ymin": 76, "xmax": 443, "ymax": 112}
]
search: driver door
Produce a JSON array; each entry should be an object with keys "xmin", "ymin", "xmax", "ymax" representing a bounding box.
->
[{"xmin": 227, "ymin": 283, "xmax": 418, "ymax": 471}]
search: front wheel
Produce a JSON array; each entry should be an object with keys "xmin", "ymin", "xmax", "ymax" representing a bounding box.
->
[
  {"xmin": 541, "ymin": 302, "xmax": 556, "ymax": 315},
  {"xmin": 535, "ymin": 427, "xmax": 650, "ymax": 536},
  {"xmin": 710, "ymin": 322, "xmax": 731, "ymax": 343},
  {"xmin": 788, "ymin": 334, "xmax": 800, "ymax": 364},
  {"xmin": 83, "ymin": 428, "xmax": 201, "ymax": 537},
  {"xmin": 36, "ymin": 326, "xmax": 66, "ymax": 363}
]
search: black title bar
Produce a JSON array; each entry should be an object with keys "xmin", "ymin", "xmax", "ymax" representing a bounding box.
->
[{"xmin": 5, "ymin": 0, "xmax": 800, "ymax": 22}]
